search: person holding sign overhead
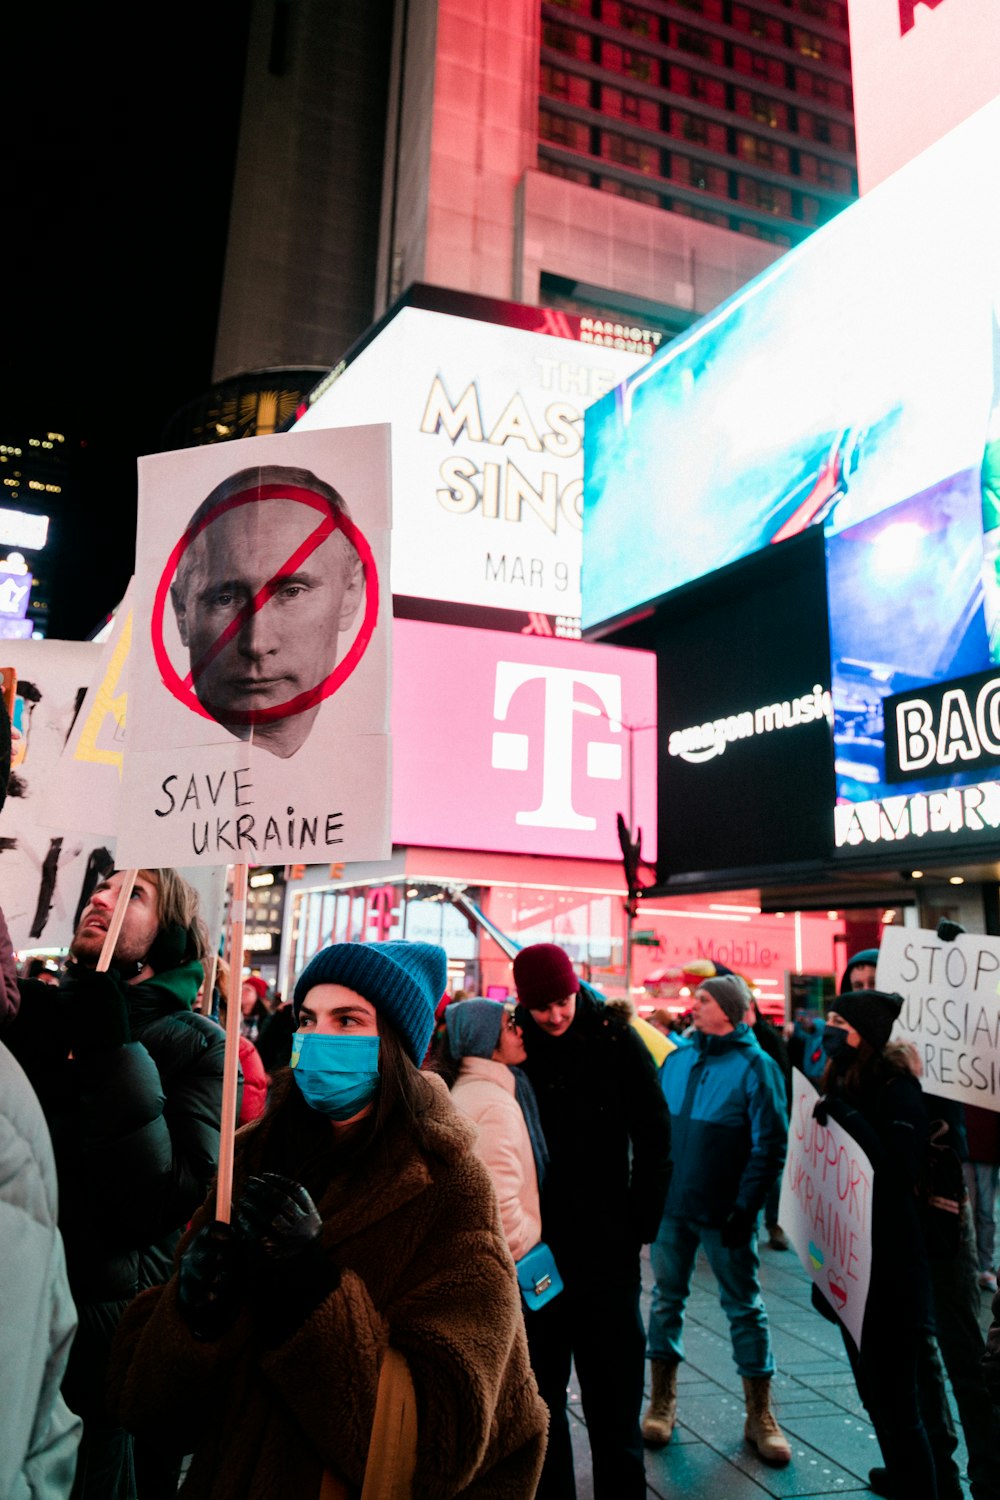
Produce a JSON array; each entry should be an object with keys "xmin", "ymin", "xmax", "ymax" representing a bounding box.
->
[
  {"xmin": 811, "ymin": 989, "xmax": 938, "ymax": 1500},
  {"xmin": 108, "ymin": 940, "xmax": 548, "ymax": 1497},
  {"xmin": 168, "ymin": 465, "xmax": 364, "ymax": 761},
  {"xmin": 4, "ymin": 867, "xmax": 227, "ymax": 1500}
]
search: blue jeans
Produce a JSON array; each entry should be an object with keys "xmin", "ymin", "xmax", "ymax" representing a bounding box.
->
[{"xmin": 647, "ymin": 1213, "xmax": 775, "ymax": 1378}]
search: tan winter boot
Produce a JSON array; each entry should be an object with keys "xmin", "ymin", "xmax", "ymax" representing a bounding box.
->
[
  {"xmin": 742, "ymin": 1375, "xmax": 792, "ymax": 1466},
  {"xmin": 641, "ymin": 1358, "xmax": 679, "ymax": 1446}
]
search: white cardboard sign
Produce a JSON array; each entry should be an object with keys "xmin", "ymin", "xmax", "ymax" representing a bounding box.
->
[
  {"xmin": 876, "ymin": 923, "xmax": 1000, "ymax": 1110},
  {"xmin": 39, "ymin": 581, "xmax": 133, "ymax": 838},
  {"xmin": 0, "ymin": 640, "xmax": 109, "ymax": 951},
  {"xmin": 779, "ymin": 1068, "xmax": 874, "ymax": 1349},
  {"xmin": 116, "ymin": 426, "xmax": 393, "ymax": 869}
]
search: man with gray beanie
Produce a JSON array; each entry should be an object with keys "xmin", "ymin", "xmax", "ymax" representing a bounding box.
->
[{"xmin": 643, "ymin": 973, "xmax": 792, "ymax": 1465}]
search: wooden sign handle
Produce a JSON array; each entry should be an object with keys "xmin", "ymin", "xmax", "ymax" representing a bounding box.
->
[
  {"xmin": 95, "ymin": 870, "xmax": 138, "ymax": 972},
  {"xmin": 215, "ymin": 864, "xmax": 248, "ymax": 1224}
]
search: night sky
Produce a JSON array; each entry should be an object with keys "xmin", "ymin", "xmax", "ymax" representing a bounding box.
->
[{"xmin": 7, "ymin": 6, "xmax": 251, "ymax": 638}]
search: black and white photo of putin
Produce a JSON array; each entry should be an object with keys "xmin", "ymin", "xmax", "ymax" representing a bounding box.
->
[{"xmin": 169, "ymin": 464, "xmax": 364, "ymax": 760}]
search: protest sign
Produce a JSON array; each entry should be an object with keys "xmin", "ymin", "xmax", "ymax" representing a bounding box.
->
[
  {"xmin": 39, "ymin": 582, "xmax": 132, "ymax": 837},
  {"xmin": 779, "ymin": 1067, "xmax": 874, "ymax": 1348},
  {"xmin": 0, "ymin": 639, "xmax": 109, "ymax": 951},
  {"xmin": 876, "ymin": 924, "xmax": 1000, "ymax": 1110},
  {"xmin": 116, "ymin": 425, "xmax": 393, "ymax": 868}
]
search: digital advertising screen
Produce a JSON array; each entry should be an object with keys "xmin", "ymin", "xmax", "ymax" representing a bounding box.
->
[
  {"xmin": 292, "ymin": 286, "xmax": 649, "ymax": 628},
  {"xmin": 655, "ymin": 531, "xmax": 834, "ymax": 883},
  {"xmin": 584, "ymin": 96, "xmax": 1000, "ymax": 867}
]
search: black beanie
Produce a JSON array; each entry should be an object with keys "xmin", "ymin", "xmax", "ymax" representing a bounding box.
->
[{"xmin": 835, "ymin": 989, "xmax": 902, "ymax": 1051}]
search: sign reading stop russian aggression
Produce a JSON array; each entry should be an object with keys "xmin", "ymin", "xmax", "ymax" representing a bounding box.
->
[
  {"xmin": 779, "ymin": 1068, "xmax": 874, "ymax": 1349},
  {"xmin": 116, "ymin": 425, "xmax": 392, "ymax": 869},
  {"xmin": 876, "ymin": 924, "xmax": 1000, "ymax": 1110}
]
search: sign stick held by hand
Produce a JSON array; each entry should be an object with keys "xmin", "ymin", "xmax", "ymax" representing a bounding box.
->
[
  {"xmin": 215, "ymin": 863, "xmax": 248, "ymax": 1224},
  {"xmin": 96, "ymin": 869, "xmax": 138, "ymax": 973}
]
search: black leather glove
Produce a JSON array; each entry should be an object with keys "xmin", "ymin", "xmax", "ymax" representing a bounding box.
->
[
  {"xmin": 65, "ymin": 967, "xmax": 131, "ymax": 1056},
  {"xmin": 719, "ymin": 1206, "xmax": 756, "ymax": 1249},
  {"xmin": 236, "ymin": 1174, "xmax": 338, "ymax": 1344},
  {"xmin": 177, "ymin": 1221, "xmax": 246, "ymax": 1341}
]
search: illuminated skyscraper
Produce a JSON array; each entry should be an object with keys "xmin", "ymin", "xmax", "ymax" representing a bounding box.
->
[{"xmin": 214, "ymin": 0, "xmax": 856, "ymax": 382}]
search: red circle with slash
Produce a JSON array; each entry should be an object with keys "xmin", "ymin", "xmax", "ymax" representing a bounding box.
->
[{"xmin": 151, "ymin": 481, "xmax": 379, "ymax": 726}]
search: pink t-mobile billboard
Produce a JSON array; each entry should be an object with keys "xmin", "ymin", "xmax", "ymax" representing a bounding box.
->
[{"xmin": 391, "ymin": 619, "xmax": 657, "ymax": 861}]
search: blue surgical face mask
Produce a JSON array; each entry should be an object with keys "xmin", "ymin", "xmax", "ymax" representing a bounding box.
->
[
  {"xmin": 291, "ymin": 1032, "xmax": 380, "ymax": 1121},
  {"xmin": 821, "ymin": 1024, "xmax": 852, "ymax": 1061}
]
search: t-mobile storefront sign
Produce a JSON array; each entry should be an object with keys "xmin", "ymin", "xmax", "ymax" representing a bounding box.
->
[{"xmin": 390, "ymin": 619, "xmax": 656, "ymax": 859}]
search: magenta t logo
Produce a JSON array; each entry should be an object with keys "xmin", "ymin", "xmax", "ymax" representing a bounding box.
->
[
  {"xmin": 491, "ymin": 662, "xmax": 624, "ymax": 829},
  {"xmin": 899, "ymin": 0, "xmax": 946, "ymax": 35}
]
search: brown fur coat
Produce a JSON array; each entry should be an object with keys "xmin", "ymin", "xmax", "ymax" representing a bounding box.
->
[{"xmin": 108, "ymin": 1072, "xmax": 547, "ymax": 1498}]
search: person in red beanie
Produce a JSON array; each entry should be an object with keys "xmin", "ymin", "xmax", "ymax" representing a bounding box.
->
[
  {"xmin": 513, "ymin": 942, "xmax": 671, "ymax": 1500},
  {"xmin": 239, "ymin": 975, "xmax": 270, "ymax": 1046}
]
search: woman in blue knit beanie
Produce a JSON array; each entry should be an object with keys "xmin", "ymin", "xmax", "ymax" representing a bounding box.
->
[{"xmin": 109, "ymin": 942, "xmax": 548, "ymax": 1497}]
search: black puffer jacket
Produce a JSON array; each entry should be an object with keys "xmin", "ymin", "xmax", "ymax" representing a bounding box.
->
[
  {"xmin": 7, "ymin": 959, "xmax": 228, "ymax": 1304},
  {"xmin": 518, "ymin": 987, "xmax": 671, "ymax": 1286},
  {"xmin": 6, "ymin": 956, "xmax": 230, "ymax": 1455},
  {"xmin": 811, "ymin": 1046, "xmax": 932, "ymax": 1341}
]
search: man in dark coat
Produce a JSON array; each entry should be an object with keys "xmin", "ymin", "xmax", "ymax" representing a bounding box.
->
[
  {"xmin": 514, "ymin": 942, "xmax": 671, "ymax": 1500},
  {"xmin": 5, "ymin": 867, "xmax": 228, "ymax": 1500}
]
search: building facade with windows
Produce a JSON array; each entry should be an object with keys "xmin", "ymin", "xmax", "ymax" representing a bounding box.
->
[
  {"xmin": 538, "ymin": 0, "xmax": 855, "ymax": 247},
  {"xmin": 215, "ymin": 0, "xmax": 856, "ymax": 384}
]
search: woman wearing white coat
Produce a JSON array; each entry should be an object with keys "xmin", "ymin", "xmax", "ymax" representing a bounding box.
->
[{"xmin": 432, "ymin": 999, "xmax": 546, "ymax": 1263}]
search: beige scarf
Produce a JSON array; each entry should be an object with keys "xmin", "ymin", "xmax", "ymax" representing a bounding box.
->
[{"xmin": 319, "ymin": 1347, "xmax": 417, "ymax": 1500}]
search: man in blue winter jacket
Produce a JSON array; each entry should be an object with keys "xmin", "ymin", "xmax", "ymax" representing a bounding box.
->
[{"xmin": 642, "ymin": 973, "xmax": 792, "ymax": 1466}]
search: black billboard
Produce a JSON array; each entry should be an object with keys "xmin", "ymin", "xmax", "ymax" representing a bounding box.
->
[{"xmin": 655, "ymin": 529, "xmax": 835, "ymax": 884}]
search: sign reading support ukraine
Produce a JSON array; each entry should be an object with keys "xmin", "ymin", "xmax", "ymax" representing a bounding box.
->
[{"xmin": 779, "ymin": 1068, "xmax": 874, "ymax": 1349}]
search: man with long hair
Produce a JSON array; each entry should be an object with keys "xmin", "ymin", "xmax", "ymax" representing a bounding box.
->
[{"xmin": 5, "ymin": 868, "xmax": 228, "ymax": 1500}]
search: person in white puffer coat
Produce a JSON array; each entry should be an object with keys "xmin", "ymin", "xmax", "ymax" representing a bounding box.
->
[{"xmin": 431, "ymin": 998, "xmax": 544, "ymax": 1263}]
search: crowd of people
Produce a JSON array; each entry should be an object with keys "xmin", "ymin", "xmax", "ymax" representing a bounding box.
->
[{"xmin": 2, "ymin": 872, "xmax": 1000, "ymax": 1499}]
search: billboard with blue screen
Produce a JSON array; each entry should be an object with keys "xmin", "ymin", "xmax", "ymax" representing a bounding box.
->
[{"xmin": 583, "ymin": 96, "xmax": 1000, "ymax": 863}]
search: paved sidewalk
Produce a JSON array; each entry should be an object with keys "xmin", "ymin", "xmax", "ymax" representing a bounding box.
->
[{"xmin": 566, "ymin": 1240, "xmax": 993, "ymax": 1499}]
